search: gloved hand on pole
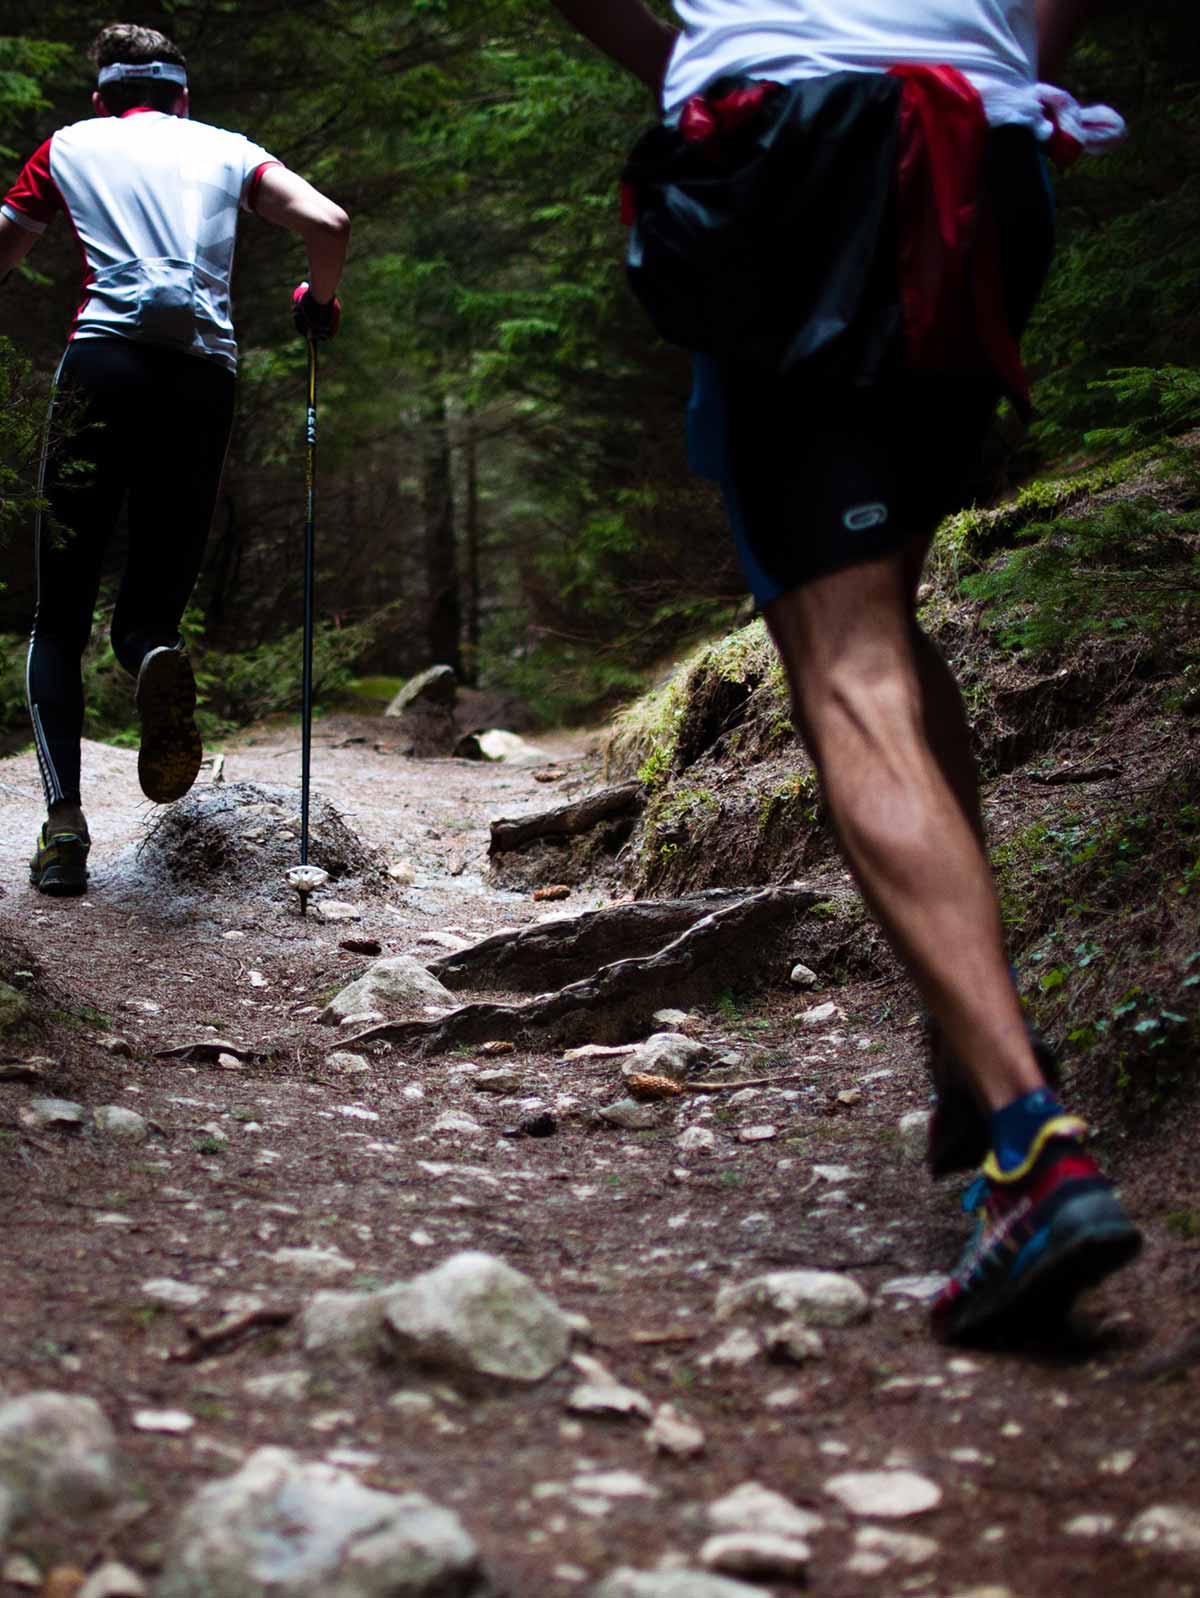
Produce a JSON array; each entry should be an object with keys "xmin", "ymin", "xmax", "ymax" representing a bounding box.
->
[{"xmin": 292, "ymin": 281, "xmax": 341, "ymax": 342}]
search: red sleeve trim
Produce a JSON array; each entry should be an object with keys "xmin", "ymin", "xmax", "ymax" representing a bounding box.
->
[
  {"xmin": 4, "ymin": 137, "xmax": 61, "ymax": 232},
  {"xmin": 245, "ymin": 160, "xmax": 285, "ymax": 213}
]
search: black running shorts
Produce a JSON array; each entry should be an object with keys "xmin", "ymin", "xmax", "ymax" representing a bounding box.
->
[{"xmin": 687, "ymin": 126, "xmax": 1056, "ymax": 605}]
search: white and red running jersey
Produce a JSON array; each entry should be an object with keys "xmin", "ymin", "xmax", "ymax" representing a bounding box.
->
[{"xmin": 3, "ymin": 109, "xmax": 280, "ymax": 372}]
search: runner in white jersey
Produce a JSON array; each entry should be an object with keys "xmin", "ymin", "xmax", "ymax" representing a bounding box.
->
[
  {"xmin": 0, "ymin": 24, "xmax": 350, "ymax": 896},
  {"xmin": 550, "ymin": 0, "xmax": 1141, "ymax": 1347}
]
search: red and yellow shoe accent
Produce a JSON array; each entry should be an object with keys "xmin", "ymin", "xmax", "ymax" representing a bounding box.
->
[{"xmin": 931, "ymin": 1116, "xmax": 1141, "ymax": 1344}]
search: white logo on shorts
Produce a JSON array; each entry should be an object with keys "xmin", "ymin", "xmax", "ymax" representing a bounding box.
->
[{"xmin": 843, "ymin": 502, "xmax": 889, "ymax": 532}]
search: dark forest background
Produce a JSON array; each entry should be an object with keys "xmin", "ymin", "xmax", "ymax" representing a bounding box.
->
[{"xmin": 0, "ymin": 1, "xmax": 1196, "ymax": 735}]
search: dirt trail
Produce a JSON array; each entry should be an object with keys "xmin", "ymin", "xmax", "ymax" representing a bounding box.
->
[{"xmin": 0, "ymin": 719, "xmax": 1197, "ymax": 1598}]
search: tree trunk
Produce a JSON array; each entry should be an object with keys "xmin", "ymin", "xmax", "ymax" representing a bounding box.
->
[
  {"xmin": 463, "ymin": 410, "xmax": 481, "ymax": 687},
  {"xmin": 420, "ymin": 384, "xmax": 462, "ymax": 676}
]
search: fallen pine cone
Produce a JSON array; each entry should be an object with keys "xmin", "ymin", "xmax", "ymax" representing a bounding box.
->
[
  {"xmin": 533, "ymin": 884, "xmax": 571, "ymax": 902},
  {"xmin": 626, "ymin": 1073, "xmax": 685, "ymax": 1101},
  {"xmin": 43, "ymin": 1569, "xmax": 86, "ymax": 1598},
  {"xmin": 480, "ymin": 1040, "xmax": 517, "ymax": 1056}
]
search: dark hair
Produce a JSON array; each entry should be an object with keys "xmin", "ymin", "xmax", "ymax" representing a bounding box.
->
[{"xmin": 89, "ymin": 24, "xmax": 187, "ymax": 114}]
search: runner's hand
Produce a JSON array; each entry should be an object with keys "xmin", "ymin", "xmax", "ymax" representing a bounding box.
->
[{"xmin": 292, "ymin": 282, "xmax": 341, "ymax": 341}]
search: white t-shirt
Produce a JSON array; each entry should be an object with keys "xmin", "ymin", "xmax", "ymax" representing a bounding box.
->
[
  {"xmin": 3, "ymin": 110, "xmax": 280, "ymax": 371},
  {"xmin": 663, "ymin": 0, "xmax": 1042, "ymax": 127}
]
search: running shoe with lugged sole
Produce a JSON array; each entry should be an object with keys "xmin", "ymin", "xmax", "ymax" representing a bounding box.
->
[
  {"xmin": 931, "ymin": 1115, "xmax": 1142, "ymax": 1344},
  {"xmin": 925, "ymin": 1016, "xmax": 1061, "ymax": 1177},
  {"xmin": 29, "ymin": 824, "xmax": 90, "ymax": 896},
  {"xmin": 136, "ymin": 645, "xmax": 202, "ymax": 804}
]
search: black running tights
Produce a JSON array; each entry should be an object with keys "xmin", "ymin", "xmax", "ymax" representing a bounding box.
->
[{"xmin": 27, "ymin": 338, "xmax": 235, "ymax": 807}]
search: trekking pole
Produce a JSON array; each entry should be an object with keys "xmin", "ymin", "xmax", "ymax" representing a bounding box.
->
[{"xmin": 286, "ymin": 334, "xmax": 329, "ymax": 915}]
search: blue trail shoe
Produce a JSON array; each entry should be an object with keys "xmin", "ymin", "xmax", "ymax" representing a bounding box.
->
[{"xmin": 931, "ymin": 1116, "xmax": 1142, "ymax": 1344}]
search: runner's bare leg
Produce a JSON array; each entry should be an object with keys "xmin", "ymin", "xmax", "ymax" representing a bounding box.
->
[{"xmin": 764, "ymin": 536, "xmax": 1043, "ymax": 1110}]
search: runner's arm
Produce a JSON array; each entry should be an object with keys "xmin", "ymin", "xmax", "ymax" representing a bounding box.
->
[
  {"xmin": 253, "ymin": 166, "xmax": 350, "ymax": 305},
  {"xmin": 549, "ymin": 0, "xmax": 678, "ymax": 93},
  {"xmin": 1037, "ymin": 0, "xmax": 1095, "ymax": 79},
  {"xmin": 0, "ymin": 213, "xmax": 40, "ymax": 276}
]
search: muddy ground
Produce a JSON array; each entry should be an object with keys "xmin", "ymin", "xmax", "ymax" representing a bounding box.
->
[{"xmin": 0, "ymin": 715, "xmax": 1198, "ymax": 1597}]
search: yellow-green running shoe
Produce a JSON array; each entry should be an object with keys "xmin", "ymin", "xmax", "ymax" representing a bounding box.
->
[{"xmin": 29, "ymin": 824, "xmax": 90, "ymax": 896}]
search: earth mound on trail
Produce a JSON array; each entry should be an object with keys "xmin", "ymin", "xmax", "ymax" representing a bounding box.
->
[{"xmin": 104, "ymin": 782, "xmax": 384, "ymax": 911}]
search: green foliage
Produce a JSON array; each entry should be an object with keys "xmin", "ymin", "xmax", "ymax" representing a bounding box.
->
[
  {"xmin": 962, "ymin": 497, "xmax": 1200, "ymax": 656},
  {"xmin": 1084, "ymin": 367, "xmax": 1200, "ymax": 454},
  {"xmin": 0, "ymin": 604, "xmax": 384, "ymax": 751}
]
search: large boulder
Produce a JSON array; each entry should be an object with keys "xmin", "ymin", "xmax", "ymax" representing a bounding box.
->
[
  {"xmin": 155, "ymin": 1447, "xmax": 487, "ymax": 1598},
  {"xmin": 382, "ymin": 1253, "xmax": 571, "ymax": 1385},
  {"xmin": 320, "ymin": 957, "xmax": 455, "ymax": 1026},
  {"xmin": 301, "ymin": 1253, "xmax": 572, "ymax": 1388}
]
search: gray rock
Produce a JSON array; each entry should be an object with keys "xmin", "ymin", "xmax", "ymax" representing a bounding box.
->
[
  {"xmin": 591, "ymin": 1570, "xmax": 763, "ymax": 1598},
  {"xmin": 142, "ymin": 1278, "xmax": 208, "ymax": 1309},
  {"xmin": 313, "ymin": 901, "xmax": 362, "ymax": 925},
  {"xmin": 705, "ymin": 1328, "xmax": 763, "ymax": 1369},
  {"xmin": 0, "ymin": 1391, "xmax": 122, "ymax": 1547},
  {"xmin": 1064, "ymin": 1513, "xmax": 1116, "ymax": 1538},
  {"xmin": 242, "ymin": 1370, "xmax": 311, "ymax": 1403},
  {"xmin": 80, "ymin": 1561, "xmax": 147, "ymax": 1598},
  {"xmin": 431, "ymin": 1111, "xmax": 483, "ymax": 1137},
  {"xmin": 623, "ymin": 1033, "xmax": 712, "ymax": 1083},
  {"xmin": 385, "ymin": 665, "xmax": 457, "ymax": 716},
  {"xmin": 270, "ymin": 1247, "xmax": 356, "ymax": 1279},
  {"xmin": 320, "ymin": 958, "xmax": 455, "ymax": 1025},
  {"xmin": 472, "ymin": 1069, "xmax": 521, "ymax": 1095},
  {"xmin": 20, "ymin": 1097, "xmax": 85, "ymax": 1131},
  {"xmin": 789, "ymin": 963, "xmax": 819, "ymax": 988},
  {"xmin": 567, "ymin": 1356, "xmax": 652, "ymax": 1421},
  {"xmin": 1125, "ymin": 1505, "xmax": 1200, "ymax": 1554},
  {"xmin": 879, "ymin": 1274, "xmax": 946, "ymax": 1304},
  {"xmin": 700, "ymin": 1531, "xmax": 811, "ymax": 1580},
  {"xmin": 383, "ymin": 1252, "xmax": 570, "ymax": 1385},
  {"xmin": 476, "ymin": 730, "xmax": 548, "ymax": 764},
  {"xmin": 798, "ymin": 1001, "xmax": 839, "ymax": 1027},
  {"xmin": 598, "ymin": 1098, "xmax": 659, "ymax": 1131},
  {"xmin": 765, "ymin": 1321, "xmax": 826, "ymax": 1363},
  {"xmin": 645, "ymin": 1403, "xmax": 705, "ymax": 1459},
  {"xmin": 94, "ymin": 1105, "xmax": 149, "ymax": 1141},
  {"xmin": 3, "ymin": 1550, "xmax": 38, "ymax": 1587},
  {"xmin": 898, "ymin": 1109, "xmax": 934, "ymax": 1161},
  {"xmin": 155, "ymin": 1446, "xmax": 485, "ymax": 1598},
  {"xmin": 327, "ymin": 1052, "xmax": 371, "ymax": 1075},
  {"xmin": 676, "ymin": 1125, "xmax": 716, "ymax": 1154},
  {"xmin": 302, "ymin": 1288, "xmax": 397, "ymax": 1368},
  {"xmin": 716, "ymin": 1270, "xmax": 869, "ymax": 1329},
  {"xmin": 0, "ymin": 981, "xmax": 30, "ymax": 1031},
  {"xmin": 848, "ymin": 1526, "xmax": 940, "ymax": 1571},
  {"xmin": 824, "ymin": 1470, "xmax": 942, "ymax": 1518},
  {"xmin": 706, "ymin": 1481, "xmax": 825, "ymax": 1541}
]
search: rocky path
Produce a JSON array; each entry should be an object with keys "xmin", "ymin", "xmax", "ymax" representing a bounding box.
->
[{"xmin": 0, "ymin": 719, "xmax": 1197, "ymax": 1598}]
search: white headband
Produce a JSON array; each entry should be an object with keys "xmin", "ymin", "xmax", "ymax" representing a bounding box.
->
[{"xmin": 97, "ymin": 61, "xmax": 187, "ymax": 88}]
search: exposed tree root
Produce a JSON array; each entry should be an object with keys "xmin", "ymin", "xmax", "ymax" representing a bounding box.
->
[
  {"xmin": 428, "ymin": 889, "xmax": 749, "ymax": 992},
  {"xmin": 343, "ymin": 883, "xmax": 829, "ymax": 1055}
]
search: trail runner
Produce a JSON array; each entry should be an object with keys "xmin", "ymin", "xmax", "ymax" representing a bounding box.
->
[
  {"xmin": 550, "ymin": 0, "xmax": 1142, "ymax": 1343},
  {"xmin": 0, "ymin": 23, "xmax": 349, "ymax": 896}
]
